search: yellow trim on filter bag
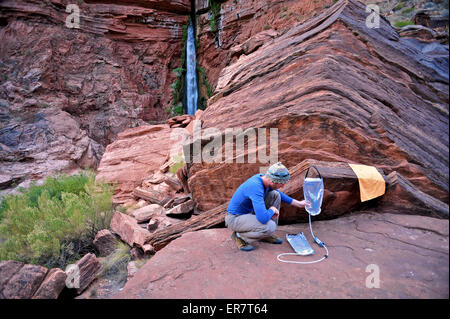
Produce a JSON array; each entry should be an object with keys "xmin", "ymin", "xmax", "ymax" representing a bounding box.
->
[{"xmin": 348, "ymin": 163, "xmax": 386, "ymax": 202}]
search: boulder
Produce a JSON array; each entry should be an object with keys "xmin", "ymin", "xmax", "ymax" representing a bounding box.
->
[
  {"xmin": 163, "ymin": 194, "xmax": 191, "ymax": 209},
  {"xmin": 32, "ymin": 268, "xmax": 67, "ymax": 299},
  {"xmin": 141, "ymin": 244, "xmax": 156, "ymax": 255},
  {"xmin": 93, "ymin": 229, "xmax": 118, "ymax": 257},
  {"xmin": 114, "ymin": 213, "xmax": 449, "ymax": 299},
  {"xmin": 143, "ymin": 171, "xmax": 167, "ymax": 185},
  {"xmin": 127, "ymin": 261, "xmax": 138, "ymax": 281},
  {"xmin": 73, "ymin": 253, "xmax": 102, "ymax": 294},
  {"xmin": 1, "ymin": 264, "xmax": 47, "ymax": 299},
  {"xmin": 133, "ymin": 186, "xmax": 172, "ymax": 206},
  {"xmin": 0, "ymin": 261, "xmax": 24, "ymax": 293},
  {"xmin": 162, "ymin": 174, "xmax": 183, "ymax": 192},
  {"xmin": 230, "ymin": 29, "xmax": 280, "ymax": 59},
  {"xmin": 277, "ymin": 160, "xmax": 448, "ymax": 222},
  {"xmin": 166, "ymin": 199, "xmax": 195, "ymax": 216},
  {"xmin": 110, "ymin": 211, "xmax": 152, "ymax": 248},
  {"xmin": 167, "ymin": 115, "xmax": 195, "ymax": 128},
  {"xmin": 176, "ymin": 164, "xmax": 190, "ymax": 193},
  {"xmin": 96, "ymin": 125, "xmax": 174, "ymax": 204},
  {"xmin": 131, "ymin": 204, "xmax": 164, "ymax": 223}
]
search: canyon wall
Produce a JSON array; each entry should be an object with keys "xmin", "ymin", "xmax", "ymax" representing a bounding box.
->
[
  {"xmin": 0, "ymin": 0, "xmax": 190, "ymax": 191},
  {"xmin": 187, "ymin": 0, "xmax": 449, "ymax": 216}
]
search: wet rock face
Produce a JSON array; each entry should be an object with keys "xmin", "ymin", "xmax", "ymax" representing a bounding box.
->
[
  {"xmin": 188, "ymin": 0, "xmax": 449, "ymax": 213},
  {"xmin": 195, "ymin": 0, "xmax": 337, "ymax": 92},
  {"xmin": 0, "ymin": 0, "xmax": 189, "ymax": 192}
]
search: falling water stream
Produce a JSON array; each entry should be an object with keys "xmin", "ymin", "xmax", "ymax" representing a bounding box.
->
[{"xmin": 185, "ymin": 19, "xmax": 198, "ymax": 115}]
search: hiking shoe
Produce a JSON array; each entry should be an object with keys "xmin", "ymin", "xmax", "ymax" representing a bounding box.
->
[
  {"xmin": 231, "ymin": 232, "xmax": 254, "ymax": 251},
  {"xmin": 261, "ymin": 234, "xmax": 283, "ymax": 244}
]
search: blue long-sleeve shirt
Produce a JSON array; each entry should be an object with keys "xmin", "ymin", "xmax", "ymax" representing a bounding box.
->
[{"xmin": 227, "ymin": 174, "xmax": 293, "ymax": 224}]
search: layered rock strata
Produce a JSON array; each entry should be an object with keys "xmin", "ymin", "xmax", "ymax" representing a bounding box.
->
[
  {"xmin": 187, "ymin": 0, "xmax": 449, "ymax": 216},
  {"xmin": 0, "ymin": 0, "xmax": 190, "ymax": 193}
]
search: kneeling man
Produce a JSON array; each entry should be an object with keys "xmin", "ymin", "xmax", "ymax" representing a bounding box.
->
[{"xmin": 226, "ymin": 162, "xmax": 310, "ymax": 251}]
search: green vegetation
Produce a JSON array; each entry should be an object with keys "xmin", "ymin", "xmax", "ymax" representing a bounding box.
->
[
  {"xmin": 168, "ymin": 14, "xmax": 215, "ymax": 116},
  {"xmin": 209, "ymin": 0, "xmax": 221, "ymax": 33},
  {"xmin": 0, "ymin": 170, "xmax": 114, "ymax": 269},
  {"xmin": 167, "ymin": 20, "xmax": 190, "ymax": 116},
  {"xmin": 169, "ymin": 154, "xmax": 186, "ymax": 174},
  {"xmin": 197, "ymin": 65, "xmax": 213, "ymax": 110},
  {"xmin": 394, "ymin": 20, "xmax": 414, "ymax": 28},
  {"xmin": 98, "ymin": 241, "xmax": 130, "ymax": 285},
  {"xmin": 401, "ymin": 7, "xmax": 415, "ymax": 15},
  {"xmin": 394, "ymin": 2, "xmax": 406, "ymax": 11}
]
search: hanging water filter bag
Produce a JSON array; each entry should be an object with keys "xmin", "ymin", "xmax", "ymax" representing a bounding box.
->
[
  {"xmin": 303, "ymin": 166, "xmax": 324, "ymax": 216},
  {"xmin": 277, "ymin": 165, "xmax": 329, "ymax": 264}
]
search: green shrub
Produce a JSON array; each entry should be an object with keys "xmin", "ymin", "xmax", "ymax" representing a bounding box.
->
[
  {"xmin": 169, "ymin": 154, "xmax": 186, "ymax": 174},
  {"xmin": 401, "ymin": 7, "xmax": 415, "ymax": 15},
  {"xmin": 197, "ymin": 66, "xmax": 213, "ymax": 98},
  {"xmin": 0, "ymin": 170, "xmax": 114, "ymax": 269},
  {"xmin": 394, "ymin": 3, "xmax": 405, "ymax": 11},
  {"xmin": 394, "ymin": 20, "xmax": 413, "ymax": 28},
  {"xmin": 98, "ymin": 241, "xmax": 130, "ymax": 286}
]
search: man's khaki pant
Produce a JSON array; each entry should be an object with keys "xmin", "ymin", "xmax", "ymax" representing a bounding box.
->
[{"xmin": 225, "ymin": 190, "xmax": 281, "ymax": 243}]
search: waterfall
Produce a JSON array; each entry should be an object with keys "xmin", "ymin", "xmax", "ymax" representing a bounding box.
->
[{"xmin": 185, "ymin": 19, "xmax": 198, "ymax": 115}]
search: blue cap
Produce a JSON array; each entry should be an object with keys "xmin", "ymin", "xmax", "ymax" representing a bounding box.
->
[{"xmin": 265, "ymin": 162, "xmax": 290, "ymax": 184}]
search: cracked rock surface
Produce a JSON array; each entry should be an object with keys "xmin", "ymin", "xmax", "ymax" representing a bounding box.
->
[{"xmin": 113, "ymin": 212, "xmax": 448, "ymax": 298}]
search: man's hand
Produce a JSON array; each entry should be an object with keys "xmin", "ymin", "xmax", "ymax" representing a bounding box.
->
[
  {"xmin": 269, "ymin": 206, "xmax": 279, "ymax": 220},
  {"xmin": 291, "ymin": 199, "xmax": 312, "ymax": 209}
]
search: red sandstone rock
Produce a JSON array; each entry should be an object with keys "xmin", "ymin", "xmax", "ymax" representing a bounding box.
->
[
  {"xmin": 0, "ymin": 0, "xmax": 190, "ymax": 195},
  {"xmin": 0, "ymin": 261, "xmax": 24, "ymax": 294},
  {"xmin": 196, "ymin": 0, "xmax": 337, "ymax": 91},
  {"xmin": 114, "ymin": 213, "xmax": 449, "ymax": 298},
  {"xmin": 0, "ymin": 261, "xmax": 69, "ymax": 299},
  {"xmin": 95, "ymin": 125, "xmax": 173, "ymax": 204},
  {"xmin": 0, "ymin": 108, "xmax": 104, "ymax": 198},
  {"xmin": 93, "ymin": 229, "xmax": 118, "ymax": 257},
  {"xmin": 168, "ymin": 115, "xmax": 195, "ymax": 128},
  {"xmin": 166, "ymin": 199, "xmax": 195, "ymax": 216},
  {"xmin": 32, "ymin": 268, "xmax": 67, "ymax": 299},
  {"xmin": 188, "ymin": 0, "xmax": 449, "ymax": 216},
  {"xmin": 1, "ymin": 264, "xmax": 47, "ymax": 299},
  {"xmin": 127, "ymin": 261, "xmax": 138, "ymax": 282},
  {"xmin": 110, "ymin": 211, "xmax": 152, "ymax": 248},
  {"xmin": 131, "ymin": 204, "xmax": 164, "ymax": 223},
  {"xmin": 73, "ymin": 253, "xmax": 102, "ymax": 295}
]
